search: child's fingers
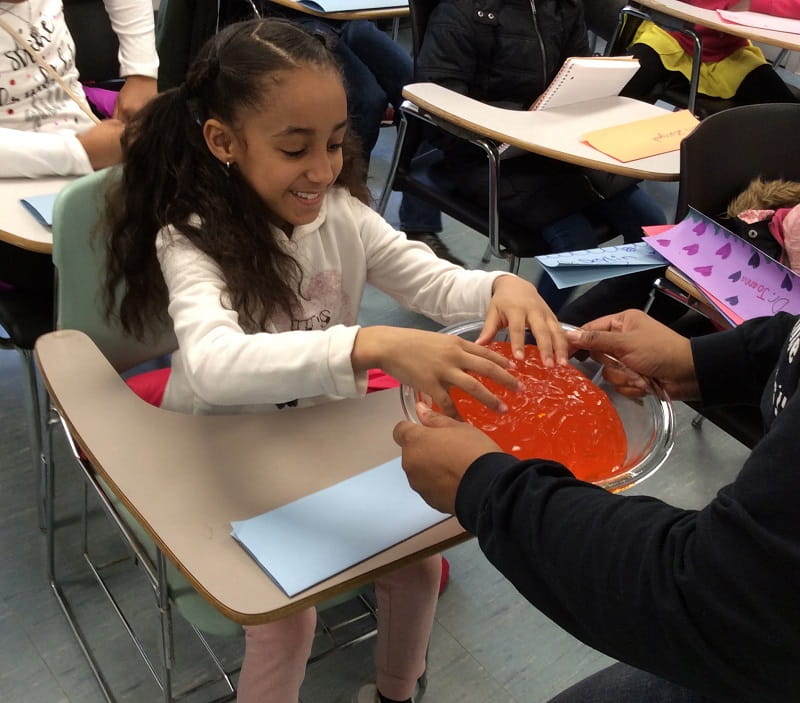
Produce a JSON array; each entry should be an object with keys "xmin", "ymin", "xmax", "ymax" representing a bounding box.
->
[
  {"xmin": 528, "ymin": 315, "xmax": 568, "ymax": 367},
  {"xmin": 460, "ymin": 339, "xmax": 516, "ymax": 370},
  {"xmin": 448, "ymin": 372, "xmax": 507, "ymax": 413}
]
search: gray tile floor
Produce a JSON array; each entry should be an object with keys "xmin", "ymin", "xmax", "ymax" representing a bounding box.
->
[{"xmin": 0, "ymin": 111, "xmax": 752, "ymax": 703}]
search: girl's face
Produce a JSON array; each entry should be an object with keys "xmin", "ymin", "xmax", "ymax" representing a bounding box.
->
[{"xmin": 228, "ymin": 66, "xmax": 348, "ymax": 234}]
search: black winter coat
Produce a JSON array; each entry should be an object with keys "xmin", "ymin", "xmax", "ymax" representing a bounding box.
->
[{"xmin": 415, "ymin": 0, "xmax": 634, "ymax": 231}]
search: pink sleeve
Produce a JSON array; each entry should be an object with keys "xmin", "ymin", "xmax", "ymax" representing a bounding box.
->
[{"xmin": 748, "ymin": 0, "xmax": 800, "ymax": 17}]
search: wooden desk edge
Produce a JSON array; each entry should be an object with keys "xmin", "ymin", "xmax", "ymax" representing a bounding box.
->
[
  {"xmin": 0, "ymin": 226, "xmax": 53, "ymax": 254},
  {"xmin": 632, "ymin": 0, "xmax": 800, "ymax": 52}
]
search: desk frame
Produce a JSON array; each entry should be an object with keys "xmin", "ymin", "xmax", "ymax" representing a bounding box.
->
[{"xmin": 36, "ymin": 329, "xmax": 469, "ymax": 702}]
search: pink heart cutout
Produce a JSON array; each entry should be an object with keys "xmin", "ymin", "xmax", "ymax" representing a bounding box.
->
[
  {"xmin": 715, "ymin": 243, "xmax": 731, "ymax": 259},
  {"xmin": 683, "ymin": 244, "xmax": 699, "ymax": 255},
  {"xmin": 694, "ymin": 265, "xmax": 713, "ymax": 276}
]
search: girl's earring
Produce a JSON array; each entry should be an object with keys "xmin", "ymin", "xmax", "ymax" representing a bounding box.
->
[{"xmin": 226, "ymin": 161, "xmax": 231, "ymax": 169}]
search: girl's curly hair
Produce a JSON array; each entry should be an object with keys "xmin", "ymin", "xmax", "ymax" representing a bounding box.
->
[{"xmin": 104, "ymin": 18, "xmax": 369, "ymax": 340}]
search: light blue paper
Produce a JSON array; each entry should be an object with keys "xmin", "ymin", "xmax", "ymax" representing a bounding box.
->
[
  {"xmin": 20, "ymin": 192, "xmax": 59, "ymax": 226},
  {"xmin": 537, "ymin": 241, "xmax": 666, "ymax": 267},
  {"xmin": 230, "ymin": 457, "xmax": 448, "ymax": 597},
  {"xmin": 297, "ymin": 0, "xmax": 406, "ymax": 11},
  {"xmin": 540, "ymin": 262, "xmax": 666, "ymax": 289},
  {"xmin": 536, "ymin": 242, "xmax": 667, "ymax": 289}
]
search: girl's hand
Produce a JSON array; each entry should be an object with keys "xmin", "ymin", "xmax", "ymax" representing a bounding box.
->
[
  {"xmin": 476, "ymin": 274, "xmax": 568, "ymax": 367},
  {"xmin": 114, "ymin": 75, "xmax": 158, "ymax": 122},
  {"xmin": 352, "ymin": 326, "xmax": 520, "ymax": 417}
]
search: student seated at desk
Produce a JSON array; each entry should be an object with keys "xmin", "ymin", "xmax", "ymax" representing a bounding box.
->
[
  {"xmin": 0, "ymin": 0, "xmax": 158, "ymax": 293},
  {"xmin": 256, "ymin": 3, "xmax": 459, "ymax": 264},
  {"xmin": 620, "ymin": 0, "xmax": 799, "ymax": 107},
  {"xmin": 103, "ymin": 19, "xmax": 568, "ymax": 703},
  {"xmin": 396, "ymin": 308, "xmax": 800, "ymax": 703},
  {"xmin": 0, "ymin": 0, "xmax": 159, "ymax": 178},
  {"xmin": 415, "ymin": 0, "xmax": 667, "ymax": 312}
]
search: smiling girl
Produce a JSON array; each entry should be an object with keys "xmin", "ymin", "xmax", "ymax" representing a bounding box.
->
[{"xmin": 104, "ymin": 19, "xmax": 565, "ymax": 703}]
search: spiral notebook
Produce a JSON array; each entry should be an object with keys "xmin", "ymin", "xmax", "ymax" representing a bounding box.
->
[{"xmin": 499, "ymin": 56, "xmax": 640, "ymax": 159}]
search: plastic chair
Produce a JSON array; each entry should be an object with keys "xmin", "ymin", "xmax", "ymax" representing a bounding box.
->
[
  {"xmin": 377, "ymin": 0, "xmax": 613, "ymax": 274},
  {"xmin": 42, "ymin": 169, "xmax": 379, "ymax": 702},
  {"xmin": 655, "ymin": 103, "xmax": 800, "ymax": 448},
  {"xmin": 0, "ymin": 0, "xmax": 133, "ymax": 535}
]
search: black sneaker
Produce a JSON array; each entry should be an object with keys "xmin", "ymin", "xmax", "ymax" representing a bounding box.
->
[{"xmin": 406, "ymin": 232, "xmax": 465, "ymax": 267}]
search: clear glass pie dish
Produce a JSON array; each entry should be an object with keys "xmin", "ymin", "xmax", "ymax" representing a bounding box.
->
[{"xmin": 400, "ymin": 319, "xmax": 674, "ymax": 492}]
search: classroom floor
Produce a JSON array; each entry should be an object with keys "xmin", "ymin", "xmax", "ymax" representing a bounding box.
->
[{"xmin": 0, "ymin": 106, "xmax": 753, "ymax": 703}]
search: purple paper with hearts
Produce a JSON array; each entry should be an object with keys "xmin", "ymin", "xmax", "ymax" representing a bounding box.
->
[{"xmin": 643, "ymin": 208, "xmax": 800, "ymax": 321}]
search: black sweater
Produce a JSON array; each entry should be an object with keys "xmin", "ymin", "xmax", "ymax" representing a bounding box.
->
[{"xmin": 455, "ymin": 313, "xmax": 800, "ymax": 703}]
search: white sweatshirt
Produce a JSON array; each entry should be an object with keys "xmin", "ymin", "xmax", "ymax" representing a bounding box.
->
[
  {"xmin": 0, "ymin": 0, "xmax": 158, "ymax": 177},
  {"xmin": 157, "ymin": 187, "xmax": 506, "ymax": 415}
]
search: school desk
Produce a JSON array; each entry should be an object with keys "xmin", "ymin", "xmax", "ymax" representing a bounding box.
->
[
  {"xmin": 401, "ymin": 83, "xmax": 682, "ymax": 182},
  {"xmin": 267, "ymin": 0, "xmax": 409, "ymax": 38},
  {"xmin": 35, "ymin": 328, "xmax": 469, "ymax": 625},
  {"xmin": 630, "ymin": 0, "xmax": 800, "ymax": 53},
  {"xmin": 0, "ymin": 176, "xmax": 72, "ymax": 254}
]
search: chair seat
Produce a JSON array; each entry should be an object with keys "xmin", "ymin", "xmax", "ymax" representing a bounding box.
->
[{"xmin": 0, "ymin": 291, "xmax": 54, "ymax": 350}]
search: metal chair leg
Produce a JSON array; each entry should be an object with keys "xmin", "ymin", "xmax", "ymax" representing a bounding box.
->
[{"xmin": 18, "ymin": 348, "xmax": 47, "ymax": 531}]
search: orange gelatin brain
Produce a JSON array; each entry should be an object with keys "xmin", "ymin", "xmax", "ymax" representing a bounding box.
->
[{"xmin": 450, "ymin": 342, "xmax": 627, "ymax": 484}]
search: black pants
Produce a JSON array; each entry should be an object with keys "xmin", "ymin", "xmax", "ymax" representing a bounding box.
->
[
  {"xmin": 547, "ymin": 663, "xmax": 714, "ymax": 703},
  {"xmin": 620, "ymin": 43, "xmax": 797, "ymax": 106},
  {"xmin": 0, "ymin": 241, "xmax": 54, "ymax": 297}
]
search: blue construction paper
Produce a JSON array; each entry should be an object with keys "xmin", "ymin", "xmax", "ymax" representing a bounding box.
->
[
  {"xmin": 536, "ymin": 242, "xmax": 666, "ymax": 289},
  {"xmin": 539, "ymin": 262, "xmax": 665, "ymax": 289},
  {"xmin": 537, "ymin": 241, "xmax": 667, "ymax": 267},
  {"xmin": 297, "ymin": 0, "xmax": 406, "ymax": 11},
  {"xmin": 20, "ymin": 192, "xmax": 58, "ymax": 226},
  {"xmin": 230, "ymin": 457, "xmax": 448, "ymax": 597}
]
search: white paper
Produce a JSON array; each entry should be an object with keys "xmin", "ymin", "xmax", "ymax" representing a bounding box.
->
[
  {"xmin": 297, "ymin": 0, "xmax": 406, "ymax": 11},
  {"xmin": 536, "ymin": 242, "xmax": 666, "ymax": 289},
  {"xmin": 230, "ymin": 457, "xmax": 449, "ymax": 597},
  {"xmin": 716, "ymin": 10, "xmax": 800, "ymax": 35}
]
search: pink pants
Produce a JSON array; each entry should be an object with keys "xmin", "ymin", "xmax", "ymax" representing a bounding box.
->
[{"xmin": 237, "ymin": 554, "xmax": 442, "ymax": 702}]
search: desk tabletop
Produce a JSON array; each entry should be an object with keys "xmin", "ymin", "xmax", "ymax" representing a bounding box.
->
[
  {"xmin": 36, "ymin": 329, "xmax": 469, "ymax": 625},
  {"xmin": 269, "ymin": 0, "xmax": 408, "ymax": 21},
  {"xmin": 0, "ymin": 177, "xmax": 72, "ymax": 254},
  {"xmin": 402, "ymin": 83, "xmax": 681, "ymax": 181},
  {"xmin": 633, "ymin": 0, "xmax": 800, "ymax": 52}
]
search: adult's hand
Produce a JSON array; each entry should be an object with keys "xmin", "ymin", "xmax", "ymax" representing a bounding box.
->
[
  {"xmin": 394, "ymin": 402, "xmax": 502, "ymax": 514},
  {"xmin": 566, "ymin": 309, "xmax": 700, "ymax": 400}
]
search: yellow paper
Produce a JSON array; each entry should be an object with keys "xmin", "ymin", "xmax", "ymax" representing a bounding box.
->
[{"xmin": 582, "ymin": 109, "xmax": 699, "ymax": 162}]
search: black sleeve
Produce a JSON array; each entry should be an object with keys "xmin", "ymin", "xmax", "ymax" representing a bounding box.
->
[
  {"xmin": 455, "ymin": 427, "xmax": 800, "ymax": 703},
  {"xmin": 415, "ymin": 1, "xmax": 477, "ymax": 96},
  {"xmin": 563, "ymin": 0, "xmax": 591, "ymax": 59},
  {"xmin": 692, "ymin": 312, "xmax": 797, "ymax": 407}
]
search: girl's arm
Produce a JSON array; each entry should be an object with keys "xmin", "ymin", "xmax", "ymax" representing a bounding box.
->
[
  {"xmin": 158, "ymin": 233, "xmax": 368, "ymax": 407},
  {"xmin": 101, "ymin": 0, "xmax": 159, "ymax": 120},
  {"xmin": 355, "ymin": 199, "xmax": 566, "ymax": 365},
  {"xmin": 415, "ymin": 1, "xmax": 478, "ymax": 97},
  {"xmin": 159, "ymin": 231, "xmax": 520, "ymax": 414},
  {"xmin": 0, "ymin": 127, "xmax": 93, "ymax": 178}
]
